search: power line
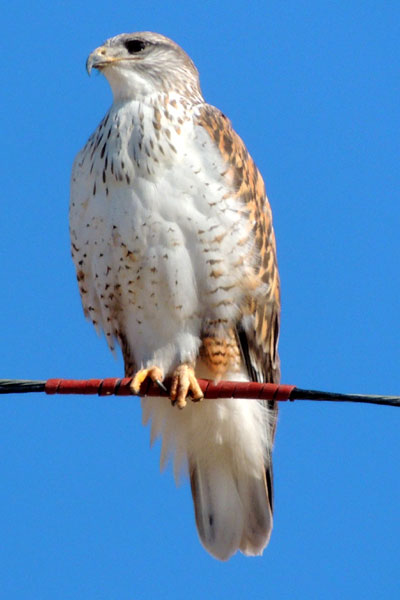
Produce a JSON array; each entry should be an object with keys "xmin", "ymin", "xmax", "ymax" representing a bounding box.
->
[{"xmin": 0, "ymin": 378, "xmax": 399, "ymax": 407}]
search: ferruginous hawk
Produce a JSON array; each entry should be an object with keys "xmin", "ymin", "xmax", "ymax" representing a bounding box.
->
[{"xmin": 70, "ymin": 32, "xmax": 280, "ymax": 561}]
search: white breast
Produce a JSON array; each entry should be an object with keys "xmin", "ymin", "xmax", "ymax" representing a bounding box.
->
[{"xmin": 70, "ymin": 96, "xmax": 255, "ymax": 374}]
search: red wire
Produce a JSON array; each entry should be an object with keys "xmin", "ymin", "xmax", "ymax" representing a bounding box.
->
[{"xmin": 44, "ymin": 378, "xmax": 296, "ymax": 401}]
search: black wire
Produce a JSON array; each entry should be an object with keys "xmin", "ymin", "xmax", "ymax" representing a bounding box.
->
[
  {"xmin": 293, "ymin": 388, "xmax": 400, "ymax": 407},
  {"xmin": 0, "ymin": 380, "xmax": 46, "ymax": 394}
]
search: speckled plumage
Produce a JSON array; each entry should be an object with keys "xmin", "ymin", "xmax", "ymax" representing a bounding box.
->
[{"xmin": 70, "ymin": 32, "xmax": 280, "ymax": 560}]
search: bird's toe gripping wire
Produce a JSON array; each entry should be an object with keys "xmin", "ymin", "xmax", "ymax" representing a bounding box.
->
[
  {"xmin": 130, "ymin": 367, "xmax": 166, "ymax": 395},
  {"xmin": 169, "ymin": 364, "xmax": 204, "ymax": 409}
]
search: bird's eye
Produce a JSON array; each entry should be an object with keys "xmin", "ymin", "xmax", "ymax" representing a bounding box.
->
[{"xmin": 124, "ymin": 39, "xmax": 147, "ymax": 54}]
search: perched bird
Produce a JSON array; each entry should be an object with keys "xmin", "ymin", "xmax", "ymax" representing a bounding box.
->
[{"xmin": 70, "ymin": 32, "xmax": 280, "ymax": 560}]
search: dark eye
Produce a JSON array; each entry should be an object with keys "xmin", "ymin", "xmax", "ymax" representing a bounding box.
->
[{"xmin": 124, "ymin": 39, "xmax": 147, "ymax": 54}]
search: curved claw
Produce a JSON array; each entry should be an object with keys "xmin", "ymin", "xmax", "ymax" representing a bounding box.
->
[
  {"xmin": 130, "ymin": 366, "xmax": 164, "ymax": 394},
  {"xmin": 155, "ymin": 379, "xmax": 168, "ymax": 393}
]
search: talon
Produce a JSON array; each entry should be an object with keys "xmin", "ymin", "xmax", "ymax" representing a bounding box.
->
[
  {"xmin": 169, "ymin": 365, "xmax": 204, "ymax": 409},
  {"xmin": 130, "ymin": 366, "xmax": 164, "ymax": 394},
  {"xmin": 155, "ymin": 379, "xmax": 168, "ymax": 393}
]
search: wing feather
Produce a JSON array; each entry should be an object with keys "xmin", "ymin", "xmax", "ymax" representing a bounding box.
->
[{"xmin": 195, "ymin": 103, "xmax": 281, "ymax": 386}]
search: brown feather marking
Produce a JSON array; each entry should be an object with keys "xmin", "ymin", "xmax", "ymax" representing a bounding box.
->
[
  {"xmin": 196, "ymin": 104, "xmax": 280, "ymax": 385},
  {"xmin": 200, "ymin": 329, "xmax": 242, "ymax": 377}
]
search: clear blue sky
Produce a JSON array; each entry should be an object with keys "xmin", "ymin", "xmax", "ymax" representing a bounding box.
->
[{"xmin": 1, "ymin": 2, "xmax": 399, "ymax": 598}]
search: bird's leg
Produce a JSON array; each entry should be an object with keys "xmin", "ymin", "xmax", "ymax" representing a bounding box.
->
[
  {"xmin": 169, "ymin": 364, "xmax": 204, "ymax": 409},
  {"xmin": 130, "ymin": 366, "xmax": 165, "ymax": 394}
]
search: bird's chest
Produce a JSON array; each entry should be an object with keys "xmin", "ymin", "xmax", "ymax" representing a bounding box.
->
[
  {"xmin": 103, "ymin": 175, "xmax": 247, "ymax": 329},
  {"xmin": 73, "ymin": 101, "xmax": 255, "ymax": 327}
]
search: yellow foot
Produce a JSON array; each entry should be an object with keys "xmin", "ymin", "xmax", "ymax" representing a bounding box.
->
[
  {"xmin": 130, "ymin": 366, "xmax": 164, "ymax": 394},
  {"xmin": 170, "ymin": 365, "xmax": 204, "ymax": 409}
]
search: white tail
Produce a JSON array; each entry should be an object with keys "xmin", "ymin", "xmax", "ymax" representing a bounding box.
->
[{"xmin": 142, "ymin": 389, "xmax": 276, "ymax": 560}]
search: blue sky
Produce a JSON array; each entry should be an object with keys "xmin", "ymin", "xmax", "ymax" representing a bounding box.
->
[{"xmin": 1, "ymin": 1, "xmax": 399, "ymax": 598}]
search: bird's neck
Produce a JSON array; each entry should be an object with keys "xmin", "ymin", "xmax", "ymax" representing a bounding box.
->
[
  {"xmin": 113, "ymin": 89, "xmax": 202, "ymax": 113},
  {"xmin": 107, "ymin": 92, "xmax": 202, "ymax": 175}
]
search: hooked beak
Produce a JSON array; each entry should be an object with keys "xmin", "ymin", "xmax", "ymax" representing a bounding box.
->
[{"xmin": 86, "ymin": 45, "xmax": 119, "ymax": 75}]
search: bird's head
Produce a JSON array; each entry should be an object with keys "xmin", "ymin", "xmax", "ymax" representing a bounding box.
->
[{"xmin": 86, "ymin": 32, "xmax": 202, "ymax": 102}]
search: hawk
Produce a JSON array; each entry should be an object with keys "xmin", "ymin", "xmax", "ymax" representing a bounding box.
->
[{"xmin": 70, "ymin": 32, "xmax": 280, "ymax": 561}]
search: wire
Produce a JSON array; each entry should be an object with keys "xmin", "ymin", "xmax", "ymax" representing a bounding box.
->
[
  {"xmin": 0, "ymin": 378, "xmax": 399, "ymax": 407},
  {"xmin": 0, "ymin": 379, "xmax": 46, "ymax": 394}
]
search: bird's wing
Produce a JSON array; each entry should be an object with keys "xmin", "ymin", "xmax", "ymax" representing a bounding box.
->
[
  {"xmin": 195, "ymin": 104, "xmax": 281, "ymax": 387},
  {"xmin": 189, "ymin": 105, "xmax": 281, "ymax": 552}
]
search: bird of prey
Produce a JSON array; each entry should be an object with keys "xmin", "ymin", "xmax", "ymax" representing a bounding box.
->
[{"xmin": 70, "ymin": 32, "xmax": 280, "ymax": 561}]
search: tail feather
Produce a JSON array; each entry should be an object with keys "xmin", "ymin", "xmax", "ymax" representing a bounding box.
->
[
  {"xmin": 238, "ymin": 468, "xmax": 273, "ymax": 556},
  {"xmin": 190, "ymin": 456, "xmax": 272, "ymax": 560},
  {"xmin": 190, "ymin": 459, "xmax": 244, "ymax": 560},
  {"xmin": 141, "ymin": 391, "xmax": 276, "ymax": 560}
]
